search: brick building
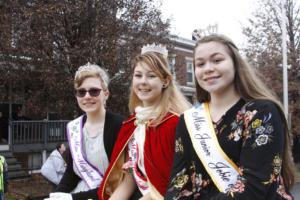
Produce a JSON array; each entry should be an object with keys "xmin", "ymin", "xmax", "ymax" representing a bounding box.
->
[{"xmin": 169, "ymin": 36, "xmax": 196, "ymax": 103}]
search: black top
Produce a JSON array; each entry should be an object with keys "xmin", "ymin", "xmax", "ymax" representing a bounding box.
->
[
  {"xmin": 165, "ymin": 99, "xmax": 293, "ymax": 200},
  {"xmin": 56, "ymin": 111, "xmax": 124, "ymax": 200}
]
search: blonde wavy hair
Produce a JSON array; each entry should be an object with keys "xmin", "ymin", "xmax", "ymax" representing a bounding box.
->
[{"xmin": 129, "ymin": 52, "xmax": 191, "ymax": 125}]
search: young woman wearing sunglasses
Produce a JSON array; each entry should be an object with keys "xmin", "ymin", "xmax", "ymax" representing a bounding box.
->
[{"xmin": 45, "ymin": 63, "xmax": 124, "ymax": 200}]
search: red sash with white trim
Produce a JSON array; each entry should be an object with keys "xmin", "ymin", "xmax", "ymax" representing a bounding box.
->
[
  {"xmin": 67, "ymin": 116, "xmax": 103, "ymax": 189},
  {"xmin": 184, "ymin": 103, "xmax": 240, "ymax": 192}
]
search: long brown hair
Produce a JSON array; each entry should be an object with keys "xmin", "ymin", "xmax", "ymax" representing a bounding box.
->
[
  {"xmin": 194, "ymin": 34, "xmax": 294, "ymax": 188},
  {"xmin": 129, "ymin": 52, "xmax": 191, "ymax": 125}
]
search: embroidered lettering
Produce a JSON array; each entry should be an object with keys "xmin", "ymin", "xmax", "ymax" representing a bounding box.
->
[
  {"xmin": 208, "ymin": 162, "xmax": 231, "ymax": 181},
  {"xmin": 192, "ymin": 112, "xmax": 205, "ymax": 131},
  {"xmin": 194, "ymin": 133, "xmax": 211, "ymax": 156}
]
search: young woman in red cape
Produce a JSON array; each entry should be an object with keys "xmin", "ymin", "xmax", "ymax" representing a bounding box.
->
[{"xmin": 97, "ymin": 44, "xmax": 191, "ymax": 200}]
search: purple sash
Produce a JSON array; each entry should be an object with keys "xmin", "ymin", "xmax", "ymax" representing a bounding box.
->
[{"xmin": 67, "ymin": 116, "xmax": 103, "ymax": 189}]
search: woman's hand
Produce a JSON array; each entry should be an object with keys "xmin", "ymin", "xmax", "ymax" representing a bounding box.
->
[{"xmin": 108, "ymin": 172, "xmax": 136, "ymax": 200}]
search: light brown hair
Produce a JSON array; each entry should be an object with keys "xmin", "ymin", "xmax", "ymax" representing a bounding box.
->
[
  {"xmin": 74, "ymin": 63, "xmax": 109, "ymax": 90},
  {"xmin": 194, "ymin": 34, "xmax": 294, "ymax": 188}
]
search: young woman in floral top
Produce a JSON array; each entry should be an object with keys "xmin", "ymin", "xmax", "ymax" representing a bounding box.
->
[{"xmin": 165, "ymin": 34, "xmax": 294, "ymax": 200}]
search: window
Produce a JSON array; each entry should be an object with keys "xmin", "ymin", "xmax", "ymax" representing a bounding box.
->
[
  {"xmin": 186, "ymin": 61, "xmax": 194, "ymax": 84},
  {"xmin": 168, "ymin": 54, "xmax": 176, "ymax": 79}
]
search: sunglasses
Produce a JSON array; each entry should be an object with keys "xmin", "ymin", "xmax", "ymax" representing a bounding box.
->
[{"xmin": 75, "ymin": 88, "xmax": 102, "ymax": 97}]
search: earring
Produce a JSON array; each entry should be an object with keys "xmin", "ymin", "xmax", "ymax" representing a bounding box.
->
[{"xmin": 162, "ymin": 84, "xmax": 166, "ymax": 88}]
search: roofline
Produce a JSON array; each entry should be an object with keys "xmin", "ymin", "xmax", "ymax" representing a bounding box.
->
[{"xmin": 171, "ymin": 36, "xmax": 196, "ymax": 47}]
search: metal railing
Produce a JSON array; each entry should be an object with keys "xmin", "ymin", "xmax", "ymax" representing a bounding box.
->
[{"xmin": 9, "ymin": 120, "xmax": 69, "ymax": 152}]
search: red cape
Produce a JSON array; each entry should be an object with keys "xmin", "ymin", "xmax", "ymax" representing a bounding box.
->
[{"xmin": 98, "ymin": 113, "xmax": 179, "ymax": 200}]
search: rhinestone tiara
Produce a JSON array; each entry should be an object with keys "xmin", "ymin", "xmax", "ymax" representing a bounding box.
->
[
  {"xmin": 75, "ymin": 62, "xmax": 98, "ymax": 78},
  {"xmin": 74, "ymin": 62, "xmax": 110, "ymax": 87},
  {"xmin": 141, "ymin": 43, "xmax": 168, "ymax": 57}
]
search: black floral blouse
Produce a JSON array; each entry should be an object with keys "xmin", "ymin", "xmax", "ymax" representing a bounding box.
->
[{"xmin": 165, "ymin": 99, "xmax": 293, "ymax": 200}]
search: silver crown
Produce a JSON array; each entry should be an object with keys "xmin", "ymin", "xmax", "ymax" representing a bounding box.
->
[
  {"xmin": 75, "ymin": 62, "xmax": 110, "ymax": 88},
  {"xmin": 141, "ymin": 43, "xmax": 168, "ymax": 57},
  {"xmin": 75, "ymin": 62, "xmax": 98, "ymax": 77}
]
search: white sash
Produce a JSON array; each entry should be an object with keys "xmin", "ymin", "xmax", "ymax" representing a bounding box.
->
[
  {"xmin": 184, "ymin": 103, "xmax": 239, "ymax": 193},
  {"xmin": 67, "ymin": 116, "xmax": 103, "ymax": 189},
  {"xmin": 127, "ymin": 136, "xmax": 149, "ymax": 195},
  {"xmin": 125, "ymin": 123, "xmax": 149, "ymax": 195}
]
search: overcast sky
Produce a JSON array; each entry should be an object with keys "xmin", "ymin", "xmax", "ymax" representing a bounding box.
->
[{"xmin": 160, "ymin": 0, "xmax": 256, "ymax": 45}]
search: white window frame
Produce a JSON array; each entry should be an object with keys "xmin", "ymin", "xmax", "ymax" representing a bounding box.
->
[{"xmin": 186, "ymin": 58, "xmax": 194, "ymax": 85}]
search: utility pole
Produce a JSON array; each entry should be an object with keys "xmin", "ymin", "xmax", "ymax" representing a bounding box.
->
[{"xmin": 281, "ymin": 0, "xmax": 288, "ymax": 119}]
